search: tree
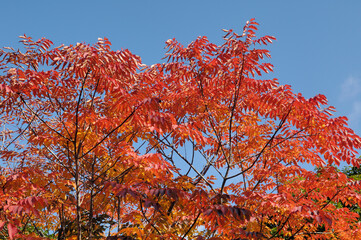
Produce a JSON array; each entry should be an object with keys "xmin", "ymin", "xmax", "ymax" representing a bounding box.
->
[
  {"xmin": 339, "ymin": 165, "xmax": 361, "ymax": 227},
  {"xmin": 0, "ymin": 19, "xmax": 360, "ymax": 239},
  {"xmin": 343, "ymin": 165, "xmax": 361, "ymax": 181}
]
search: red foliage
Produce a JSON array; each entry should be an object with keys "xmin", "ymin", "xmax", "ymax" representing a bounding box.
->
[{"xmin": 0, "ymin": 19, "xmax": 360, "ymax": 239}]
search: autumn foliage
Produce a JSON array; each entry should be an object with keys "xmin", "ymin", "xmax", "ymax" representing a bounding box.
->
[{"xmin": 1, "ymin": 19, "xmax": 361, "ymax": 239}]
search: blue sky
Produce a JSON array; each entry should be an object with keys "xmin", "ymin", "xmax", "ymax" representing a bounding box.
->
[{"xmin": 1, "ymin": 1, "xmax": 361, "ymax": 151}]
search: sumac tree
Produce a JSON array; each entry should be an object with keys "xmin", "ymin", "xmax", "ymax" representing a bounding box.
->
[{"xmin": 0, "ymin": 19, "xmax": 360, "ymax": 240}]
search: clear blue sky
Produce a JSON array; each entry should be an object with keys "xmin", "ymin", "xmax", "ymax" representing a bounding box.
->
[{"xmin": 1, "ymin": 1, "xmax": 361, "ymax": 146}]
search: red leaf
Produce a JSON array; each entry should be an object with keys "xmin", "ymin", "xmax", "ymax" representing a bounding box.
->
[
  {"xmin": 17, "ymin": 69, "xmax": 26, "ymax": 80},
  {"xmin": 0, "ymin": 221, "xmax": 4, "ymax": 230},
  {"xmin": 8, "ymin": 223, "xmax": 18, "ymax": 240}
]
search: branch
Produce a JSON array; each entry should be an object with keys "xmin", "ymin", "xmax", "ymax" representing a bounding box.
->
[
  {"xmin": 79, "ymin": 106, "xmax": 138, "ymax": 159},
  {"xmin": 19, "ymin": 95, "xmax": 72, "ymax": 142},
  {"xmin": 181, "ymin": 211, "xmax": 201, "ymax": 239},
  {"xmin": 157, "ymin": 137, "xmax": 216, "ymax": 193},
  {"xmin": 139, "ymin": 199, "xmax": 162, "ymax": 236},
  {"xmin": 226, "ymin": 104, "xmax": 293, "ymax": 181}
]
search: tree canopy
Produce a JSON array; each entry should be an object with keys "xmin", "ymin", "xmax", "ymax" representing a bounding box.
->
[{"xmin": 0, "ymin": 19, "xmax": 361, "ymax": 240}]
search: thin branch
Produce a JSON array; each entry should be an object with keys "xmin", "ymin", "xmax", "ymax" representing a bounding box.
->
[
  {"xmin": 139, "ymin": 199, "xmax": 162, "ymax": 236},
  {"xmin": 181, "ymin": 211, "xmax": 201, "ymax": 239},
  {"xmin": 19, "ymin": 95, "xmax": 72, "ymax": 142},
  {"xmin": 79, "ymin": 107, "xmax": 138, "ymax": 159},
  {"xmin": 157, "ymin": 137, "xmax": 216, "ymax": 193},
  {"xmin": 226, "ymin": 104, "xmax": 293, "ymax": 181}
]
